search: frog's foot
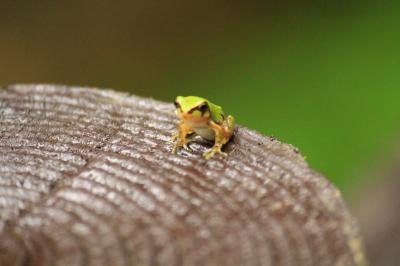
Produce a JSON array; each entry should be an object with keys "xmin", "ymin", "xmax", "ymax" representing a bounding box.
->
[
  {"xmin": 170, "ymin": 133, "xmax": 178, "ymax": 142},
  {"xmin": 172, "ymin": 139, "xmax": 193, "ymax": 154},
  {"xmin": 172, "ymin": 144, "xmax": 179, "ymax": 154},
  {"xmin": 203, "ymin": 145, "xmax": 227, "ymax": 159}
]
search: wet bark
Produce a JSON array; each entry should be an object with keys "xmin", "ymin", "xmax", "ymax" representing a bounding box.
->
[{"xmin": 0, "ymin": 84, "xmax": 366, "ymax": 266}]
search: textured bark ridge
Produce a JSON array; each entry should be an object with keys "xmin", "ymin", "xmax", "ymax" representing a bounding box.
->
[{"xmin": 0, "ymin": 84, "xmax": 366, "ymax": 266}]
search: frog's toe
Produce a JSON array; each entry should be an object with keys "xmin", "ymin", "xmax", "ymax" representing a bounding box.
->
[
  {"xmin": 219, "ymin": 151, "xmax": 228, "ymax": 157},
  {"xmin": 172, "ymin": 145, "xmax": 178, "ymax": 154},
  {"xmin": 203, "ymin": 147, "xmax": 227, "ymax": 159},
  {"xmin": 203, "ymin": 150, "xmax": 215, "ymax": 159},
  {"xmin": 170, "ymin": 133, "xmax": 178, "ymax": 142}
]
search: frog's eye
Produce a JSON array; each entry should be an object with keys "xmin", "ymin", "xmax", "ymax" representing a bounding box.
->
[
  {"xmin": 197, "ymin": 102, "xmax": 209, "ymax": 114},
  {"xmin": 174, "ymin": 101, "xmax": 181, "ymax": 109}
]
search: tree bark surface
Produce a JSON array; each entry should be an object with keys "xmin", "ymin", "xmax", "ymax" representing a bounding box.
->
[{"xmin": 0, "ymin": 84, "xmax": 366, "ymax": 266}]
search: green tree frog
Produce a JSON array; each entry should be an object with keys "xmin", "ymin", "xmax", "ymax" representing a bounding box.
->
[{"xmin": 172, "ymin": 96, "xmax": 235, "ymax": 159}]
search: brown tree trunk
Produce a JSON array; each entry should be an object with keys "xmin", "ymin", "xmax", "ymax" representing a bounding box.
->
[{"xmin": 0, "ymin": 84, "xmax": 366, "ymax": 266}]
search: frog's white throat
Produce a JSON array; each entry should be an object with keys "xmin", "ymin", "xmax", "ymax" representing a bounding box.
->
[{"xmin": 193, "ymin": 127, "xmax": 215, "ymax": 141}]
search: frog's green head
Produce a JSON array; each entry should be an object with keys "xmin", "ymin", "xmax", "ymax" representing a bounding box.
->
[{"xmin": 174, "ymin": 96, "xmax": 211, "ymax": 118}]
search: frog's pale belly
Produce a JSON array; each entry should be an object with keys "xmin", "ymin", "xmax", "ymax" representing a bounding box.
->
[{"xmin": 193, "ymin": 127, "xmax": 215, "ymax": 141}]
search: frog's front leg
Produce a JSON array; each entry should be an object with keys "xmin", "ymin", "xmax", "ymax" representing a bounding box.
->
[
  {"xmin": 172, "ymin": 123, "xmax": 193, "ymax": 153},
  {"xmin": 203, "ymin": 116, "xmax": 234, "ymax": 159},
  {"xmin": 224, "ymin": 115, "xmax": 235, "ymax": 134}
]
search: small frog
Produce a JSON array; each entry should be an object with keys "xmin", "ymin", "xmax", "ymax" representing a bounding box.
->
[{"xmin": 171, "ymin": 96, "xmax": 235, "ymax": 159}]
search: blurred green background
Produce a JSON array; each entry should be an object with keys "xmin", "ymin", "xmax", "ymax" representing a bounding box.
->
[{"xmin": 1, "ymin": 1, "xmax": 400, "ymax": 196}]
